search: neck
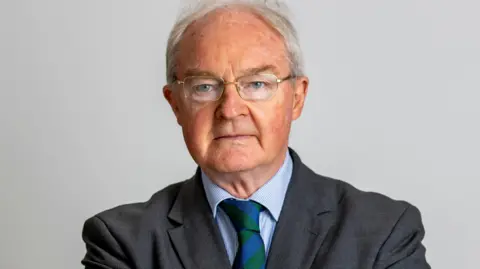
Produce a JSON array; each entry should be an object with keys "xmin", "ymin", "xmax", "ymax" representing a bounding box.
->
[{"xmin": 203, "ymin": 147, "xmax": 288, "ymax": 199}]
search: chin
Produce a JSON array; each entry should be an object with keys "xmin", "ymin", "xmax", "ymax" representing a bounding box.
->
[{"xmin": 205, "ymin": 145, "xmax": 262, "ymax": 173}]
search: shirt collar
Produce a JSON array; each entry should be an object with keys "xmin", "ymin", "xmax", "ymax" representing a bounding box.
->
[{"xmin": 201, "ymin": 151, "xmax": 293, "ymax": 221}]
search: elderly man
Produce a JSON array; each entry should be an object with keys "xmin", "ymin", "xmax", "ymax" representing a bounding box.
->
[{"xmin": 81, "ymin": 1, "xmax": 430, "ymax": 269}]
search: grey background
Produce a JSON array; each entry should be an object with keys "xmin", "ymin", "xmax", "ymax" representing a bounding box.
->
[{"xmin": 1, "ymin": 0, "xmax": 479, "ymax": 268}]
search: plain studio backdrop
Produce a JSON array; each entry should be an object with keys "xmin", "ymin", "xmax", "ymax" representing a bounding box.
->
[{"xmin": 1, "ymin": 0, "xmax": 479, "ymax": 268}]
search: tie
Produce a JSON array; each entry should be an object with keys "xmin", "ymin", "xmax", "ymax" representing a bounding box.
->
[{"xmin": 219, "ymin": 198, "xmax": 266, "ymax": 269}]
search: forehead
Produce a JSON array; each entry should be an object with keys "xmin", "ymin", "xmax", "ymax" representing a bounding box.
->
[{"xmin": 176, "ymin": 7, "xmax": 290, "ymax": 78}]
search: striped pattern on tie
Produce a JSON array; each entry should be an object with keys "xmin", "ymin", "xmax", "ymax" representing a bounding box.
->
[{"xmin": 220, "ymin": 198, "xmax": 266, "ymax": 269}]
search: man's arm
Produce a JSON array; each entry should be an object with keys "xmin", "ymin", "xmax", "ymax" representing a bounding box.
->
[
  {"xmin": 81, "ymin": 216, "xmax": 132, "ymax": 269},
  {"xmin": 373, "ymin": 204, "xmax": 431, "ymax": 269}
]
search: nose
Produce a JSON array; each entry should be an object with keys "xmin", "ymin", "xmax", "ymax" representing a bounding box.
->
[{"xmin": 215, "ymin": 83, "xmax": 248, "ymax": 120}]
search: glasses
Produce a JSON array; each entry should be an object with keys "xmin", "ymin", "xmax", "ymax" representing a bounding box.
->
[{"xmin": 173, "ymin": 73, "xmax": 294, "ymax": 102}]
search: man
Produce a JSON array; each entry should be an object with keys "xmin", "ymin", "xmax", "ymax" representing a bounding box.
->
[{"xmin": 81, "ymin": 1, "xmax": 430, "ymax": 268}]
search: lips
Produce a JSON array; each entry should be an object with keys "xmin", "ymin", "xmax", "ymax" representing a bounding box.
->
[{"xmin": 214, "ymin": 134, "xmax": 253, "ymax": 140}]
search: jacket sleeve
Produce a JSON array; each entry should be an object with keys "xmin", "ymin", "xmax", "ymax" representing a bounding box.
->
[
  {"xmin": 81, "ymin": 216, "xmax": 132, "ymax": 269},
  {"xmin": 373, "ymin": 204, "xmax": 431, "ymax": 269}
]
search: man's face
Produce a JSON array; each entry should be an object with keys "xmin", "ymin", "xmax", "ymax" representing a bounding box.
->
[{"xmin": 164, "ymin": 8, "xmax": 308, "ymax": 173}]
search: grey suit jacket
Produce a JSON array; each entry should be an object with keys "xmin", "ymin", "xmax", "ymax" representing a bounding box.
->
[{"xmin": 81, "ymin": 149, "xmax": 430, "ymax": 269}]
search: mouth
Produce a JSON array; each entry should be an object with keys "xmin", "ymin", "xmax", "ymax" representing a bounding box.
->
[{"xmin": 214, "ymin": 135, "xmax": 253, "ymax": 140}]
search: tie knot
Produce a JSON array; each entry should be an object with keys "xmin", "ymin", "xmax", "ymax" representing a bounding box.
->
[{"xmin": 219, "ymin": 199, "xmax": 264, "ymax": 233}]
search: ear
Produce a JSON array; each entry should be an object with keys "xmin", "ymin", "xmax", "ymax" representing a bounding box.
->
[
  {"xmin": 291, "ymin": 76, "xmax": 309, "ymax": 121},
  {"xmin": 163, "ymin": 85, "xmax": 182, "ymax": 125}
]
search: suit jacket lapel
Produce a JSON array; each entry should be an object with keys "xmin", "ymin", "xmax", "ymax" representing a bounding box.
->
[
  {"xmin": 167, "ymin": 171, "xmax": 231, "ymax": 269},
  {"xmin": 266, "ymin": 149, "xmax": 339, "ymax": 269}
]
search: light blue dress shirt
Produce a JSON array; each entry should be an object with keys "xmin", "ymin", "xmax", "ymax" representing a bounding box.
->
[{"xmin": 201, "ymin": 151, "xmax": 293, "ymax": 265}]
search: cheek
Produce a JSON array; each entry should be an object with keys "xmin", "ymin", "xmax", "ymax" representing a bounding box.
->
[
  {"xmin": 269, "ymin": 104, "xmax": 291, "ymax": 135},
  {"xmin": 180, "ymin": 103, "xmax": 214, "ymax": 145},
  {"xmin": 254, "ymin": 98, "xmax": 293, "ymax": 143}
]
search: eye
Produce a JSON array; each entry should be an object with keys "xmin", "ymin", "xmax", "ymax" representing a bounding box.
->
[
  {"xmin": 188, "ymin": 77, "xmax": 219, "ymax": 92},
  {"xmin": 248, "ymin": 81, "xmax": 267, "ymax": 89},
  {"xmin": 193, "ymin": 84, "xmax": 215, "ymax": 92},
  {"xmin": 240, "ymin": 74, "xmax": 276, "ymax": 92}
]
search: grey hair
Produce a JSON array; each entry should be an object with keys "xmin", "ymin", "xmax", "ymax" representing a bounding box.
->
[{"xmin": 165, "ymin": 0, "xmax": 304, "ymax": 84}]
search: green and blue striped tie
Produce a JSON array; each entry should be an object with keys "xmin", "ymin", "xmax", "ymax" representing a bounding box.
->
[{"xmin": 220, "ymin": 198, "xmax": 266, "ymax": 269}]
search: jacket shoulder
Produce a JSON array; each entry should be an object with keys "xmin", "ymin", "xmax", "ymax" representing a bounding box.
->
[
  {"xmin": 298, "ymin": 163, "xmax": 429, "ymax": 267},
  {"xmin": 312, "ymin": 172, "xmax": 419, "ymax": 232},
  {"xmin": 87, "ymin": 180, "xmax": 186, "ymax": 229},
  {"xmin": 81, "ymin": 180, "xmax": 189, "ymax": 268},
  {"xmin": 338, "ymin": 177, "xmax": 410, "ymax": 216}
]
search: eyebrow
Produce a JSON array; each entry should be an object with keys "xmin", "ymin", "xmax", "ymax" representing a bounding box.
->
[
  {"xmin": 182, "ymin": 64, "xmax": 281, "ymax": 79},
  {"xmin": 183, "ymin": 68, "xmax": 218, "ymax": 78},
  {"xmin": 238, "ymin": 65, "xmax": 281, "ymax": 77}
]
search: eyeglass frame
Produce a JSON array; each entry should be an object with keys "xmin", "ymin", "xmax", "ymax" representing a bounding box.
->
[{"xmin": 171, "ymin": 73, "xmax": 295, "ymax": 102}]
